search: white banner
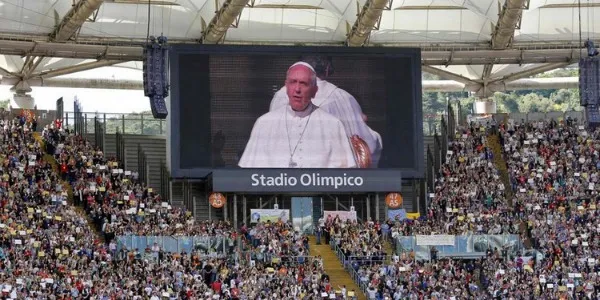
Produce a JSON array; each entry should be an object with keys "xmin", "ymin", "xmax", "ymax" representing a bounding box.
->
[
  {"xmin": 324, "ymin": 210, "xmax": 357, "ymax": 222},
  {"xmin": 416, "ymin": 235, "xmax": 455, "ymax": 246},
  {"xmin": 250, "ymin": 209, "xmax": 290, "ymax": 224}
]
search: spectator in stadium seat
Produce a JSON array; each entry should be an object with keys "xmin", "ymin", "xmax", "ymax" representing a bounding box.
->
[
  {"xmin": 269, "ymin": 55, "xmax": 383, "ymax": 167},
  {"xmin": 239, "ymin": 62, "xmax": 356, "ymax": 168}
]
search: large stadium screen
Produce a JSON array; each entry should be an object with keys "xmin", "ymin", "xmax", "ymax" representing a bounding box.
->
[{"xmin": 167, "ymin": 45, "xmax": 423, "ymax": 192}]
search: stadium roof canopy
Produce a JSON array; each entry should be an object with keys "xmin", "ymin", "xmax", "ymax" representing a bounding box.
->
[{"xmin": 0, "ymin": 0, "xmax": 598, "ymax": 97}]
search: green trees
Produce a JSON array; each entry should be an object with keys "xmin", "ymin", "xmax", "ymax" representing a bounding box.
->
[
  {"xmin": 422, "ymin": 69, "xmax": 581, "ymax": 118},
  {"xmin": 421, "ymin": 68, "xmax": 580, "ymax": 134},
  {"xmin": 90, "ymin": 112, "xmax": 165, "ymax": 135},
  {"xmin": 0, "ymin": 99, "xmax": 9, "ymax": 109}
]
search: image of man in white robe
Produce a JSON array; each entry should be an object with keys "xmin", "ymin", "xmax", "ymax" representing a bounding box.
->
[
  {"xmin": 239, "ymin": 62, "xmax": 356, "ymax": 168},
  {"xmin": 269, "ymin": 56, "xmax": 383, "ymax": 167}
]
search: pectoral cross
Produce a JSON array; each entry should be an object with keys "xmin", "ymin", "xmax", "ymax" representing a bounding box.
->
[{"xmin": 289, "ymin": 159, "xmax": 298, "ymax": 168}]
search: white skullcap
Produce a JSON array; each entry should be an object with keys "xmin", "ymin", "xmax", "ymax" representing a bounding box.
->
[{"xmin": 288, "ymin": 61, "xmax": 315, "ymax": 73}]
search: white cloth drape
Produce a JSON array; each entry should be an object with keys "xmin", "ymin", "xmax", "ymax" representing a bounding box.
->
[{"xmin": 239, "ymin": 104, "xmax": 356, "ymax": 168}]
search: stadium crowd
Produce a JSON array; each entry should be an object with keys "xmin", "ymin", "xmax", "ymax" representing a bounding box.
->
[
  {"xmin": 325, "ymin": 216, "xmax": 387, "ymax": 266},
  {"xmin": 400, "ymin": 124, "xmax": 517, "ymax": 237},
  {"xmin": 349, "ymin": 123, "xmax": 504, "ymax": 299},
  {"xmin": 347, "ymin": 119, "xmax": 600, "ymax": 299},
  {"xmin": 0, "ymin": 114, "xmax": 354, "ymax": 299},
  {"xmin": 3, "ymin": 108, "xmax": 600, "ymax": 299},
  {"xmin": 500, "ymin": 119, "xmax": 600, "ymax": 298}
]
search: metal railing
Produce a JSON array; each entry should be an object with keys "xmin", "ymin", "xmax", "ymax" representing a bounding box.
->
[
  {"xmin": 115, "ymin": 128, "xmax": 125, "ymax": 165},
  {"xmin": 94, "ymin": 116, "xmax": 105, "ymax": 151},
  {"xmin": 497, "ymin": 110, "xmax": 585, "ymax": 124},
  {"xmin": 72, "ymin": 99, "xmax": 85, "ymax": 136},
  {"xmin": 61, "ymin": 109, "xmax": 585, "ymax": 137},
  {"xmin": 426, "ymin": 145, "xmax": 435, "ymax": 194},
  {"xmin": 241, "ymin": 253, "xmax": 318, "ymax": 267},
  {"xmin": 64, "ymin": 112, "xmax": 166, "ymax": 135},
  {"xmin": 63, "ymin": 111, "xmax": 449, "ymax": 136},
  {"xmin": 56, "ymin": 97, "xmax": 64, "ymax": 121},
  {"xmin": 329, "ymin": 239, "xmax": 381, "ymax": 296},
  {"xmin": 115, "ymin": 235, "xmax": 233, "ymax": 255},
  {"xmin": 394, "ymin": 234, "xmax": 523, "ymax": 261},
  {"xmin": 423, "ymin": 115, "xmax": 443, "ymax": 136},
  {"xmin": 138, "ymin": 144, "xmax": 149, "ymax": 185},
  {"xmin": 160, "ymin": 159, "xmax": 170, "ymax": 202}
]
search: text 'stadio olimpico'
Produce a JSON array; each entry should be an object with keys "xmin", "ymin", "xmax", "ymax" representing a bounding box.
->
[{"xmin": 250, "ymin": 173, "xmax": 364, "ymax": 189}]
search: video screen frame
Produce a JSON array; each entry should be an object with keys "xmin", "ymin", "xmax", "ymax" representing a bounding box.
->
[{"xmin": 167, "ymin": 45, "xmax": 424, "ymax": 182}]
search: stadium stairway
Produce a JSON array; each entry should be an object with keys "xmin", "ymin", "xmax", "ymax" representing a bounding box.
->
[
  {"xmin": 383, "ymin": 238, "xmax": 395, "ymax": 264},
  {"xmin": 308, "ymin": 236, "xmax": 366, "ymax": 300},
  {"xmin": 33, "ymin": 133, "xmax": 105, "ymax": 242},
  {"xmin": 486, "ymin": 132, "xmax": 513, "ymax": 205},
  {"xmin": 486, "ymin": 131, "xmax": 533, "ymax": 249}
]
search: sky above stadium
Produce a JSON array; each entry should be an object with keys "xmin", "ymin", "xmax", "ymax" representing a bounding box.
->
[{"xmin": 0, "ymin": 65, "xmax": 150, "ymax": 114}]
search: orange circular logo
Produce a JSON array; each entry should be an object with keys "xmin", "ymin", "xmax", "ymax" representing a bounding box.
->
[
  {"xmin": 385, "ymin": 193, "xmax": 403, "ymax": 209},
  {"xmin": 209, "ymin": 193, "xmax": 226, "ymax": 209}
]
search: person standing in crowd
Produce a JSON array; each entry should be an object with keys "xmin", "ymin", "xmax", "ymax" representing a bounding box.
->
[{"xmin": 316, "ymin": 222, "xmax": 323, "ymax": 245}]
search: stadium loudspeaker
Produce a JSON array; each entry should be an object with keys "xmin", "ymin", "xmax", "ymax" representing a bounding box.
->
[
  {"xmin": 585, "ymin": 105, "xmax": 600, "ymax": 129},
  {"xmin": 150, "ymin": 95, "xmax": 168, "ymax": 119},
  {"xmin": 142, "ymin": 35, "xmax": 170, "ymax": 119},
  {"xmin": 579, "ymin": 57, "xmax": 600, "ymax": 107}
]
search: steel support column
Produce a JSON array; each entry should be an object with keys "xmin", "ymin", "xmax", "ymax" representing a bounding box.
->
[
  {"xmin": 0, "ymin": 39, "xmax": 593, "ymax": 65},
  {"xmin": 375, "ymin": 194, "xmax": 380, "ymax": 221},
  {"xmin": 0, "ymin": 77, "xmax": 579, "ymax": 91},
  {"xmin": 51, "ymin": 0, "xmax": 105, "ymax": 42},
  {"xmin": 346, "ymin": 0, "xmax": 390, "ymax": 46},
  {"xmin": 422, "ymin": 65, "xmax": 479, "ymax": 85},
  {"xmin": 36, "ymin": 60, "xmax": 121, "ymax": 79},
  {"xmin": 482, "ymin": 0, "xmax": 529, "ymax": 82},
  {"xmin": 0, "ymin": 77, "xmax": 143, "ymax": 90},
  {"xmin": 202, "ymin": 0, "xmax": 250, "ymax": 44},
  {"xmin": 422, "ymin": 77, "xmax": 578, "ymax": 92},
  {"xmin": 491, "ymin": 0, "xmax": 529, "ymax": 50},
  {"xmin": 489, "ymin": 62, "xmax": 571, "ymax": 84}
]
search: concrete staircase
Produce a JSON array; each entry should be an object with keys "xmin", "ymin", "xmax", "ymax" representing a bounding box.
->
[
  {"xmin": 34, "ymin": 133, "xmax": 104, "ymax": 241},
  {"xmin": 486, "ymin": 132, "xmax": 532, "ymax": 248},
  {"xmin": 486, "ymin": 133, "xmax": 513, "ymax": 205},
  {"xmin": 308, "ymin": 237, "xmax": 365, "ymax": 300},
  {"xmin": 382, "ymin": 238, "xmax": 395, "ymax": 264}
]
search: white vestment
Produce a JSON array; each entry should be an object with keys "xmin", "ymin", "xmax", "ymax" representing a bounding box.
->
[
  {"xmin": 239, "ymin": 104, "xmax": 356, "ymax": 168},
  {"xmin": 269, "ymin": 78, "xmax": 383, "ymax": 167}
]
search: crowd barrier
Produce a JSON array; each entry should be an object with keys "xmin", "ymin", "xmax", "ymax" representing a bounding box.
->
[
  {"xmin": 242, "ymin": 253, "xmax": 318, "ymax": 267},
  {"xmin": 115, "ymin": 235, "xmax": 234, "ymax": 256},
  {"xmin": 502, "ymin": 111, "xmax": 584, "ymax": 123},
  {"xmin": 64, "ymin": 112, "xmax": 166, "ymax": 135},
  {"xmin": 330, "ymin": 239, "xmax": 388, "ymax": 295},
  {"xmin": 394, "ymin": 234, "xmax": 523, "ymax": 261},
  {"xmin": 467, "ymin": 111, "xmax": 585, "ymax": 125}
]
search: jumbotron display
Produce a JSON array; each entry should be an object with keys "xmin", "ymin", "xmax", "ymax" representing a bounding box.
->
[{"xmin": 167, "ymin": 45, "xmax": 422, "ymax": 192}]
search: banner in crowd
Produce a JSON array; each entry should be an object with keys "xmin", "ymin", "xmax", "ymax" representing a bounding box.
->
[
  {"xmin": 416, "ymin": 235, "xmax": 455, "ymax": 246},
  {"xmin": 116, "ymin": 236, "xmax": 232, "ymax": 255},
  {"xmin": 407, "ymin": 212, "xmax": 420, "ymax": 219},
  {"xmin": 250, "ymin": 209, "xmax": 290, "ymax": 223},
  {"xmin": 467, "ymin": 114, "xmax": 493, "ymax": 126},
  {"xmin": 324, "ymin": 210, "xmax": 357, "ymax": 222},
  {"xmin": 388, "ymin": 209, "xmax": 407, "ymax": 220},
  {"xmin": 291, "ymin": 197, "xmax": 313, "ymax": 233},
  {"xmin": 397, "ymin": 234, "xmax": 523, "ymax": 261},
  {"xmin": 388, "ymin": 210, "xmax": 420, "ymax": 221}
]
